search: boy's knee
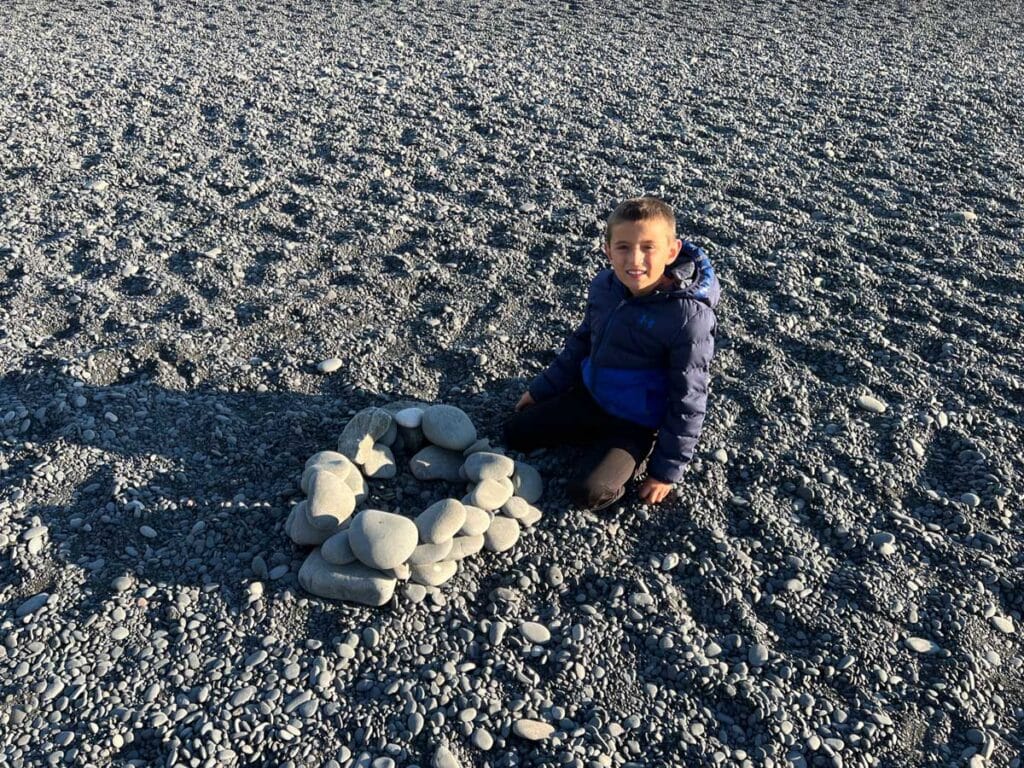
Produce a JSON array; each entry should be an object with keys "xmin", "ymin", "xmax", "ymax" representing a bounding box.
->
[{"xmin": 567, "ymin": 478, "xmax": 624, "ymax": 511}]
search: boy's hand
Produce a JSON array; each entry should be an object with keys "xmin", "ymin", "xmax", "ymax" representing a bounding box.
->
[
  {"xmin": 638, "ymin": 477, "xmax": 673, "ymax": 504},
  {"xmin": 515, "ymin": 391, "xmax": 536, "ymax": 412}
]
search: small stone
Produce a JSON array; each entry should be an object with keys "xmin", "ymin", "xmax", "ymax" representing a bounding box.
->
[
  {"xmin": 466, "ymin": 477, "xmax": 514, "ymax": 510},
  {"xmin": 990, "ymin": 616, "xmax": 1014, "ymax": 634},
  {"xmin": 286, "ymin": 501, "xmax": 342, "ymax": 546},
  {"xmin": 317, "ymin": 357, "xmax": 343, "ymax": 373},
  {"xmin": 960, "ymin": 492, "xmax": 981, "ymax": 507},
  {"xmin": 462, "ymin": 452, "xmax": 515, "ymax": 481},
  {"xmin": 712, "ymin": 448, "xmax": 728, "ymax": 463},
  {"xmin": 520, "ymin": 621, "xmax": 551, "ymax": 644},
  {"xmin": 749, "ymin": 643, "xmax": 769, "ymax": 666},
  {"xmin": 470, "ymin": 728, "xmax": 493, "ymax": 750},
  {"xmin": 421, "ymin": 404, "xmax": 477, "ymax": 451},
  {"xmin": 338, "ymin": 407, "xmax": 393, "ymax": 463},
  {"xmin": 410, "ymin": 445, "xmax": 466, "ymax": 482},
  {"xmin": 348, "ymin": 509, "xmax": 419, "ymax": 569},
  {"xmin": 432, "ymin": 743, "xmax": 461, "ymax": 768},
  {"xmin": 906, "ymin": 637, "xmax": 940, "ymax": 654},
  {"xmin": 111, "ymin": 576, "xmax": 132, "ymax": 593},
  {"xmin": 409, "ymin": 559, "xmax": 458, "ymax": 586},
  {"xmin": 856, "ymin": 394, "xmax": 887, "ymax": 414},
  {"xmin": 416, "ymin": 498, "xmax": 467, "ymax": 544},
  {"xmin": 85, "ymin": 178, "xmax": 109, "ymax": 192},
  {"xmin": 448, "ymin": 535, "xmax": 485, "ymax": 560},
  {"xmin": 16, "ymin": 593, "xmax": 49, "ymax": 617},
  {"xmin": 321, "ymin": 530, "xmax": 357, "ymax": 565},
  {"xmin": 512, "ymin": 718, "xmax": 555, "ymax": 741},
  {"xmin": 500, "ymin": 496, "xmax": 532, "ymax": 520},
  {"xmin": 483, "ymin": 516, "xmax": 520, "ymax": 553},
  {"xmin": 910, "ymin": 438, "xmax": 925, "ymax": 457},
  {"xmin": 408, "ymin": 539, "xmax": 454, "ymax": 565},
  {"xmin": 957, "ymin": 209, "xmax": 978, "ymax": 223},
  {"xmin": 139, "ymin": 525, "xmax": 157, "ymax": 539},
  {"xmin": 302, "ymin": 452, "xmax": 354, "ymax": 492},
  {"xmin": 298, "ymin": 549, "xmax": 396, "ymax": 606},
  {"xmin": 511, "ymin": 462, "xmax": 543, "ymax": 503},
  {"xmin": 306, "ymin": 469, "xmax": 357, "ymax": 530},
  {"xmin": 394, "ymin": 407, "xmax": 424, "ymax": 428},
  {"xmin": 404, "ymin": 583, "xmax": 428, "ymax": 603},
  {"xmin": 459, "ymin": 505, "xmax": 491, "ymax": 536}
]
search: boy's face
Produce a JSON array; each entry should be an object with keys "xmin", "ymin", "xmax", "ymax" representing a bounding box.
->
[{"xmin": 604, "ymin": 217, "xmax": 682, "ymax": 297}]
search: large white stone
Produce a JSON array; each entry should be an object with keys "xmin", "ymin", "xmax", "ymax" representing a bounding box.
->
[
  {"xmin": 338, "ymin": 407, "xmax": 393, "ymax": 463},
  {"xmin": 286, "ymin": 502, "xmax": 338, "ymax": 546},
  {"xmin": 409, "ymin": 559, "xmax": 458, "ymax": 586},
  {"xmin": 466, "ymin": 477, "xmax": 514, "ymax": 510},
  {"xmin": 410, "ymin": 445, "xmax": 465, "ymax": 482},
  {"xmin": 348, "ymin": 509, "xmax": 419, "ymax": 570},
  {"xmin": 416, "ymin": 499, "xmax": 467, "ymax": 544},
  {"xmin": 306, "ymin": 469, "xmax": 357, "ymax": 530},
  {"xmin": 407, "ymin": 539, "xmax": 454, "ymax": 566},
  {"xmin": 361, "ymin": 443, "xmax": 397, "ymax": 479},
  {"xmin": 462, "ymin": 451, "xmax": 515, "ymax": 482},
  {"xmin": 298, "ymin": 549, "xmax": 395, "ymax": 606},
  {"xmin": 459, "ymin": 505, "xmax": 491, "ymax": 536},
  {"xmin": 321, "ymin": 530, "xmax": 357, "ymax": 565},
  {"xmin": 421, "ymin": 404, "xmax": 477, "ymax": 451},
  {"xmin": 511, "ymin": 461, "xmax": 543, "ymax": 503},
  {"xmin": 484, "ymin": 516, "xmax": 520, "ymax": 553},
  {"xmin": 448, "ymin": 534, "xmax": 484, "ymax": 560}
]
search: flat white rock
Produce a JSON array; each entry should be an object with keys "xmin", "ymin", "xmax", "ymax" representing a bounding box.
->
[
  {"xmin": 856, "ymin": 394, "xmax": 888, "ymax": 414},
  {"xmin": 463, "ymin": 451, "xmax": 515, "ymax": 481},
  {"xmin": 348, "ymin": 509, "xmax": 419, "ymax": 570},
  {"xmin": 317, "ymin": 357, "xmax": 343, "ymax": 373},
  {"xmin": 416, "ymin": 498, "xmax": 467, "ymax": 544},
  {"xmin": 483, "ymin": 516, "xmax": 520, "ymax": 553},
  {"xmin": 512, "ymin": 718, "xmax": 555, "ymax": 741},
  {"xmin": 467, "ymin": 477, "xmax": 515, "ymax": 510},
  {"xmin": 421, "ymin": 404, "xmax": 477, "ymax": 451},
  {"xmin": 299, "ymin": 549, "xmax": 395, "ymax": 606}
]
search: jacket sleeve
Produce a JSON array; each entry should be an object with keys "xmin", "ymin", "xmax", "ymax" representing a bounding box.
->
[
  {"xmin": 527, "ymin": 310, "xmax": 591, "ymax": 403},
  {"xmin": 647, "ymin": 304, "xmax": 716, "ymax": 483}
]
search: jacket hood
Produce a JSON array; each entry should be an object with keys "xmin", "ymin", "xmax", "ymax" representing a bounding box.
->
[{"xmin": 661, "ymin": 240, "xmax": 721, "ymax": 309}]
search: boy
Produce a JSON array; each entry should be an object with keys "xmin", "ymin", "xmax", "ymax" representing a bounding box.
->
[{"xmin": 503, "ymin": 196, "xmax": 720, "ymax": 509}]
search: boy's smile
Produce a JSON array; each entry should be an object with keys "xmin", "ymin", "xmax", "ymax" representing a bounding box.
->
[{"xmin": 605, "ymin": 218, "xmax": 683, "ymax": 297}]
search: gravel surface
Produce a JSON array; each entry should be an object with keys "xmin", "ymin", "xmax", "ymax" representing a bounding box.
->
[{"xmin": 2, "ymin": 1, "xmax": 1023, "ymax": 767}]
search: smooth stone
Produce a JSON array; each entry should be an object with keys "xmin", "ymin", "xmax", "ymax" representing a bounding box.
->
[
  {"xmin": 712, "ymin": 448, "xmax": 729, "ymax": 463},
  {"xmin": 321, "ymin": 530, "xmax": 357, "ymax": 566},
  {"xmin": 338, "ymin": 407, "xmax": 393, "ymax": 463},
  {"xmin": 307, "ymin": 469, "xmax": 357, "ymax": 530},
  {"xmin": 404, "ymin": 583, "xmax": 427, "ymax": 603},
  {"xmin": 432, "ymin": 744, "xmax": 461, "ymax": 768},
  {"xmin": 470, "ymin": 728, "xmax": 493, "ymax": 750},
  {"xmin": 856, "ymin": 394, "xmax": 888, "ymax": 414},
  {"xmin": 462, "ymin": 452, "xmax": 515, "ymax": 481},
  {"xmin": 990, "ymin": 616, "xmax": 1014, "ymax": 634},
  {"xmin": 302, "ymin": 452, "xmax": 354, "ymax": 492},
  {"xmin": 407, "ymin": 539, "xmax": 454, "ymax": 566},
  {"xmin": 906, "ymin": 637, "xmax": 940, "ymax": 654},
  {"xmin": 462, "ymin": 438, "xmax": 493, "ymax": 456},
  {"xmin": 139, "ymin": 525, "xmax": 157, "ymax": 539},
  {"xmin": 348, "ymin": 510, "xmax": 419, "ymax": 570},
  {"xmin": 467, "ymin": 477, "xmax": 514, "ymax": 510},
  {"xmin": 410, "ymin": 445, "xmax": 465, "ymax": 482},
  {"xmin": 17, "ymin": 593, "xmax": 49, "ymax": 617},
  {"xmin": 394, "ymin": 407, "xmax": 424, "ymax": 428},
  {"xmin": 512, "ymin": 719, "xmax": 555, "ymax": 741},
  {"xmin": 111, "ymin": 576, "xmax": 132, "ymax": 593},
  {"xmin": 286, "ymin": 502, "xmax": 337, "ymax": 546},
  {"xmin": 448, "ymin": 535, "xmax": 484, "ymax": 560},
  {"xmin": 409, "ymin": 559, "xmax": 458, "ymax": 586},
  {"xmin": 416, "ymin": 499, "xmax": 467, "ymax": 544},
  {"xmin": 361, "ymin": 443, "xmax": 397, "ymax": 479},
  {"xmin": 511, "ymin": 462, "xmax": 543, "ymax": 503},
  {"xmin": 519, "ymin": 505, "xmax": 542, "ymax": 527},
  {"xmin": 459, "ymin": 505, "xmax": 491, "ymax": 536},
  {"xmin": 749, "ymin": 643, "xmax": 769, "ymax": 666},
  {"xmin": 520, "ymin": 621, "xmax": 551, "ymax": 644},
  {"xmin": 910, "ymin": 438, "xmax": 925, "ymax": 457},
  {"xmin": 317, "ymin": 357, "xmax": 343, "ymax": 373},
  {"xmin": 298, "ymin": 550, "xmax": 396, "ymax": 606},
  {"xmin": 344, "ymin": 468, "xmax": 368, "ymax": 505},
  {"xmin": 421, "ymin": 404, "xmax": 477, "ymax": 451},
  {"xmin": 501, "ymin": 496, "xmax": 533, "ymax": 520},
  {"xmin": 386, "ymin": 562, "xmax": 411, "ymax": 580},
  {"xmin": 483, "ymin": 516, "xmax": 520, "ymax": 553},
  {"xmin": 960, "ymin": 492, "xmax": 981, "ymax": 507}
]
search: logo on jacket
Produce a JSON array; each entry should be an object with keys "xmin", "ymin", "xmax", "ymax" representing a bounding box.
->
[{"xmin": 635, "ymin": 312, "xmax": 656, "ymax": 331}]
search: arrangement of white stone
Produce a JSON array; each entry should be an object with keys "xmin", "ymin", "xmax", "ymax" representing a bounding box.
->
[{"xmin": 287, "ymin": 403, "xmax": 544, "ymax": 606}]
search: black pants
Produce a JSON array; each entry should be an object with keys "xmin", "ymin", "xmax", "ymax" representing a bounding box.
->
[{"xmin": 503, "ymin": 387, "xmax": 657, "ymax": 510}]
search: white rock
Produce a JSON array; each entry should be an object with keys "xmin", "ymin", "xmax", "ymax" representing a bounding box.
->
[
  {"xmin": 385, "ymin": 562, "xmax": 411, "ymax": 580},
  {"xmin": 348, "ymin": 509, "xmax": 419, "ymax": 570},
  {"xmin": 302, "ymin": 452, "xmax": 354, "ymax": 493},
  {"xmin": 338, "ymin": 407, "xmax": 393, "ymax": 463},
  {"xmin": 520, "ymin": 621, "xmax": 551, "ymax": 644},
  {"xmin": 511, "ymin": 461, "xmax": 543, "ymax": 503},
  {"xmin": 410, "ymin": 445, "xmax": 465, "ymax": 482},
  {"xmin": 416, "ymin": 499, "xmax": 467, "ymax": 544},
  {"xmin": 344, "ymin": 468, "xmax": 368, "ymax": 505},
  {"xmin": 856, "ymin": 394, "xmax": 887, "ymax": 414},
  {"xmin": 906, "ymin": 637, "xmax": 940, "ymax": 654},
  {"xmin": 298, "ymin": 549, "xmax": 395, "ymax": 606},
  {"xmin": 519, "ymin": 505, "xmax": 542, "ymax": 527},
  {"xmin": 990, "ymin": 616, "xmax": 1015, "ymax": 634},
  {"xmin": 421, "ymin": 404, "xmax": 477, "ymax": 451},
  {"xmin": 286, "ymin": 502, "xmax": 338, "ymax": 546},
  {"xmin": 432, "ymin": 744, "xmax": 461, "ymax": 768},
  {"xmin": 448, "ymin": 535, "xmax": 484, "ymax": 560},
  {"xmin": 512, "ymin": 718, "xmax": 555, "ymax": 741},
  {"xmin": 459, "ymin": 505, "xmax": 491, "ymax": 536},
  {"xmin": 463, "ymin": 452, "xmax": 515, "ymax": 481},
  {"xmin": 321, "ymin": 530, "xmax": 357, "ymax": 565},
  {"xmin": 317, "ymin": 357, "xmax": 343, "ymax": 373},
  {"xmin": 394, "ymin": 407, "xmax": 424, "ymax": 428},
  {"xmin": 409, "ymin": 559, "xmax": 458, "ymax": 586},
  {"xmin": 361, "ymin": 443, "xmax": 397, "ymax": 479},
  {"xmin": 501, "ymin": 496, "xmax": 533, "ymax": 520},
  {"xmin": 407, "ymin": 539, "xmax": 454, "ymax": 566},
  {"xmin": 483, "ymin": 516, "xmax": 520, "ymax": 553},
  {"xmin": 467, "ymin": 477, "xmax": 514, "ymax": 510},
  {"xmin": 307, "ymin": 469, "xmax": 357, "ymax": 530}
]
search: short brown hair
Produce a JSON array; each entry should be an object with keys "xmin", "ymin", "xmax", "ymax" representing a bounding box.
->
[{"xmin": 605, "ymin": 197, "xmax": 676, "ymax": 246}]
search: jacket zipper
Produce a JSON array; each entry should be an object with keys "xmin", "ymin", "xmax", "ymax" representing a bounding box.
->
[{"xmin": 588, "ymin": 297, "xmax": 627, "ymax": 391}]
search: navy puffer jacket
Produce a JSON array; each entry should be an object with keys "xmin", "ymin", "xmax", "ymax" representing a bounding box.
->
[{"xmin": 528, "ymin": 241, "xmax": 720, "ymax": 483}]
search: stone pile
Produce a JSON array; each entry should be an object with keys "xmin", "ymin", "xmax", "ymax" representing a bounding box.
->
[{"xmin": 286, "ymin": 403, "xmax": 544, "ymax": 605}]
